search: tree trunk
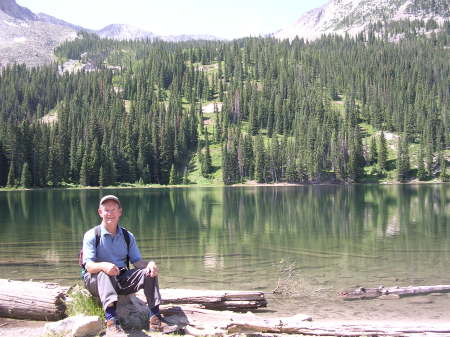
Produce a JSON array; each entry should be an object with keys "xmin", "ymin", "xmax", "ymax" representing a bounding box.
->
[
  {"xmin": 158, "ymin": 288, "xmax": 267, "ymax": 309},
  {"xmin": 0, "ymin": 279, "xmax": 68, "ymax": 321},
  {"xmin": 0, "ymin": 279, "xmax": 266, "ymax": 321},
  {"xmin": 340, "ymin": 284, "xmax": 450, "ymax": 300}
]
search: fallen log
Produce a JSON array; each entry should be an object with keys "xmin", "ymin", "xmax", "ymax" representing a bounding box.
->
[
  {"xmin": 0, "ymin": 279, "xmax": 267, "ymax": 321},
  {"xmin": 159, "ymin": 305, "xmax": 450, "ymax": 337},
  {"xmin": 159, "ymin": 305, "xmax": 312, "ymax": 332},
  {"xmin": 0, "ymin": 279, "xmax": 68, "ymax": 321},
  {"xmin": 340, "ymin": 284, "xmax": 450, "ymax": 300},
  {"xmin": 156, "ymin": 288, "xmax": 266, "ymax": 309}
]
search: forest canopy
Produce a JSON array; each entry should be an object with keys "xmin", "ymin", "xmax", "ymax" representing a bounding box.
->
[{"xmin": 0, "ymin": 20, "xmax": 448, "ymax": 187}]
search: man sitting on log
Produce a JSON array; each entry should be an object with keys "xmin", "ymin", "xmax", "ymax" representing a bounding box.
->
[{"xmin": 82, "ymin": 195, "xmax": 176, "ymax": 336}]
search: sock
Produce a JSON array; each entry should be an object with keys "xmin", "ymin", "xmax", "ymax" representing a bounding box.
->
[
  {"xmin": 105, "ymin": 303, "xmax": 117, "ymax": 321},
  {"xmin": 149, "ymin": 305, "xmax": 161, "ymax": 319}
]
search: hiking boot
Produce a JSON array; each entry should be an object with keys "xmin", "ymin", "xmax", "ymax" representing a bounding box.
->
[
  {"xmin": 105, "ymin": 318, "xmax": 127, "ymax": 337},
  {"xmin": 148, "ymin": 315, "xmax": 178, "ymax": 334}
]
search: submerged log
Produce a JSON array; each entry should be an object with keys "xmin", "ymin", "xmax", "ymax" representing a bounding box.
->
[
  {"xmin": 0, "ymin": 279, "xmax": 68, "ymax": 321},
  {"xmin": 340, "ymin": 284, "xmax": 450, "ymax": 300}
]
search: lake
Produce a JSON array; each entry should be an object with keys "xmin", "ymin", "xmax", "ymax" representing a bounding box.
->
[{"xmin": 0, "ymin": 184, "xmax": 449, "ymax": 321}]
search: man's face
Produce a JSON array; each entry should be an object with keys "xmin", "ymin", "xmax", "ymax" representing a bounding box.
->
[{"xmin": 98, "ymin": 200, "xmax": 122, "ymax": 227}]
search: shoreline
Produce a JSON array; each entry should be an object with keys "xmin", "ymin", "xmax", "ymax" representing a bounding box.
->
[
  {"xmin": 0, "ymin": 179, "xmax": 448, "ymax": 192},
  {"xmin": 2, "ymin": 314, "xmax": 450, "ymax": 337}
]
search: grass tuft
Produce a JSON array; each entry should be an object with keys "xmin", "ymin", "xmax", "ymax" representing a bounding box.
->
[{"xmin": 66, "ymin": 284, "xmax": 104, "ymax": 319}]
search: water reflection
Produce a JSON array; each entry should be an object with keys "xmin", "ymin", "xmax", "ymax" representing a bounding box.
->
[{"xmin": 0, "ymin": 185, "xmax": 448, "ymax": 292}]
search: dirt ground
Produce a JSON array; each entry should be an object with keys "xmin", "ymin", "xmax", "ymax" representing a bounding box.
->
[
  {"xmin": 0, "ymin": 318, "xmax": 159, "ymax": 337},
  {"xmin": 0, "ymin": 318, "xmax": 46, "ymax": 337}
]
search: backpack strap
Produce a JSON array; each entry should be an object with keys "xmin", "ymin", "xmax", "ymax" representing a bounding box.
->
[
  {"xmin": 121, "ymin": 227, "xmax": 131, "ymax": 268},
  {"xmin": 94, "ymin": 225, "xmax": 101, "ymax": 248}
]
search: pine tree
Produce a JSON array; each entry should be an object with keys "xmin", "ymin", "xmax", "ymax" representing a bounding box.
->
[
  {"xmin": 254, "ymin": 135, "xmax": 265, "ymax": 183},
  {"xmin": 99, "ymin": 165, "xmax": 105, "ymax": 187},
  {"xmin": 0, "ymin": 142, "xmax": 8, "ymax": 186},
  {"xmin": 201, "ymin": 133, "xmax": 212, "ymax": 177},
  {"xmin": 285, "ymin": 158, "xmax": 297, "ymax": 183},
  {"xmin": 47, "ymin": 147, "xmax": 57, "ymax": 187},
  {"xmin": 7, "ymin": 160, "xmax": 16, "ymax": 187},
  {"xmin": 397, "ymin": 135, "xmax": 410, "ymax": 182},
  {"xmin": 348, "ymin": 127, "xmax": 365, "ymax": 182},
  {"xmin": 369, "ymin": 136, "xmax": 378, "ymax": 165},
  {"xmin": 169, "ymin": 164, "xmax": 177, "ymax": 185},
  {"xmin": 425, "ymin": 142, "xmax": 433, "ymax": 176},
  {"xmin": 183, "ymin": 167, "xmax": 189, "ymax": 184},
  {"xmin": 79, "ymin": 151, "xmax": 88, "ymax": 186},
  {"xmin": 20, "ymin": 162, "xmax": 32, "ymax": 188},
  {"xmin": 197, "ymin": 145, "xmax": 204, "ymax": 173},
  {"xmin": 417, "ymin": 143, "xmax": 426, "ymax": 181},
  {"xmin": 439, "ymin": 152, "xmax": 448, "ymax": 182},
  {"xmin": 378, "ymin": 131, "xmax": 387, "ymax": 172}
]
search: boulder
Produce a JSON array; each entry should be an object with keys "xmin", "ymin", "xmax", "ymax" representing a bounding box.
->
[
  {"xmin": 44, "ymin": 315, "xmax": 102, "ymax": 337},
  {"xmin": 116, "ymin": 294, "xmax": 149, "ymax": 329}
]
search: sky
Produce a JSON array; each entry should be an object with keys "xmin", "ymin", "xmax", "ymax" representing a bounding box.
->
[{"xmin": 16, "ymin": 0, "xmax": 329, "ymax": 39}]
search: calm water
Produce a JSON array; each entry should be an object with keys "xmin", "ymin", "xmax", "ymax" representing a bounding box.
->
[{"xmin": 1, "ymin": 185, "xmax": 449, "ymax": 321}]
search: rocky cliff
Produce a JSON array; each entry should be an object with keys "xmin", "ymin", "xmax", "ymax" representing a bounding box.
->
[{"xmin": 275, "ymin": 0, "xmax": 449, "ymax": 40}]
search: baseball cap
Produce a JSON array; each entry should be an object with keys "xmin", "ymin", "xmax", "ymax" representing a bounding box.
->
[{"xmin": 99, "ymin": 195, "xmax": 121, "ymax": 208}]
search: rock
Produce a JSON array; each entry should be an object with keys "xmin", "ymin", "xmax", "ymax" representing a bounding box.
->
[
  {"xmin": 116, "ymin": 293, "xmax": 149, "ymax": 329},
  {"xmin": 44, "ymin": 315, "xmax": 102, "ymax": 337}
]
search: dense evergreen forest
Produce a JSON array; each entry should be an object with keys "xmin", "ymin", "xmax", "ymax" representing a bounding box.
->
[{"xmin": 0, "ymin": 19, "xmax": 448, "ymax": 188}]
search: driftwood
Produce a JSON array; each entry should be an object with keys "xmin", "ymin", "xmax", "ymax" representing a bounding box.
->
[
  {"xmin": 340, "ymin": 284, "xmax": 450, "ymax": 300},
  {"xmin": 153, "ymin": 288, "xmax": 266, "ymax": 310},
  {"xmin": 159, "ymin": 305, "xmax": 450, "ymax": 337},
  {"xmin": 0, "ymin": 279, "xmax": 68, "ymax": 321},
  {"xmin": 160, "ymin": 304, "xmax": 312, "ymax": 335},
  {"xmin": 0, "ymin": 279, "xmax": 267, "ymax": 321}
]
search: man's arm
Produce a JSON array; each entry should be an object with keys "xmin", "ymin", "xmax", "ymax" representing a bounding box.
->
[
  {"xmin": 86, "ymin": 261, "xmax": 120, "ymax": 276},
  {"xmin": 134, "ymin": 260, "xmax": 159, "ymax": 277}
]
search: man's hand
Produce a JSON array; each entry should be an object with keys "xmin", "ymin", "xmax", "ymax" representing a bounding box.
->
[
  {"xmin": 145, "ymin": 261, "xmax": 158, "ymax": 277},
  {"xmin": 103, "ymin": 262, "xmax": 120, "ymax": 276}
]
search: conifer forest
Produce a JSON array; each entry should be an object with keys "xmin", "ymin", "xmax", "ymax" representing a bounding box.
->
[{"xmin": 0, "ymin": 20, "xmax": 449, "ymax": 188}]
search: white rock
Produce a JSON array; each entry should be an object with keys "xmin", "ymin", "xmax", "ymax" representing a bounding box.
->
[{"xmin": 44, "ymin": 315, "xmax": 102, "ymax": 337}]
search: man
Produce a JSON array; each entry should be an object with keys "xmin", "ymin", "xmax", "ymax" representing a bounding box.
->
[{"xmin": 82, "ymin": 195, "xmax": 175, "ymax": 336}]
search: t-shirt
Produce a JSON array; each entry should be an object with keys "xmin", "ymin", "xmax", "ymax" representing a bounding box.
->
[{"xmin": 82, "ymin": 224, "xmax": 141, "ymax": 268}]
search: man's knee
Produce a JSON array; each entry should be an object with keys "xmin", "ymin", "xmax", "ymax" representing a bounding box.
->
[{"xmin": 97, "ymin": 271, "xmax": 110, "ymax": 280}]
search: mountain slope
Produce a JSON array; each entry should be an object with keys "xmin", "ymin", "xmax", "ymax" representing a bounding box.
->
[
  {"xmin": 0, "ymin": 0, "xmax": 36, "ymax": 20},
  {"xmin": 0, "ymin": 1, "xmax": 76, "ymax": 67},
  {"xmin": 96, "ymin": 23, "xmax": 221, "ymax": 41},
  {"xmin": 96, "ymin": 24, "xmax": 156, "ymax": 40},
  {"xmin": 36, "ymin": 12, "xmax": 85, "ymax": 31},
  {"xmin": 275, "ymin": 0, "xmax": 449, "ymax": 40}
]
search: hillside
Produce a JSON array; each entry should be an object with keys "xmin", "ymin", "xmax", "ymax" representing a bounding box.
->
[
  {"xmin": 96, "ymin": 24, "xmax": 157, "ymax": 40},
  {"xmin": 0, "ymin": 0, "xmax": 449, "ymax": 188},
  {"xmin": 0, "ymin": 0, "xmax": 77, "ymax": 67},
  {"xmin": 275, "ymin": 0, "xmax": 449, "ymax": 40},
  {"xmin": 95, "ymin": 24, "xmax": 221, "ymax": 41},
  {"xmin": 0, "ymin": 0, "xmax": 219, "ymax": 67},
  {"xmin": 0, "ymin": 10, "xmax": 76, "ymax": 67},
  {"xmin": 0, "ymin": 0, "xmax": 35, "ymax": 20},
  {"xmin": 0, "ymin": 27, "xmax": 448, "ymax": 188}
]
